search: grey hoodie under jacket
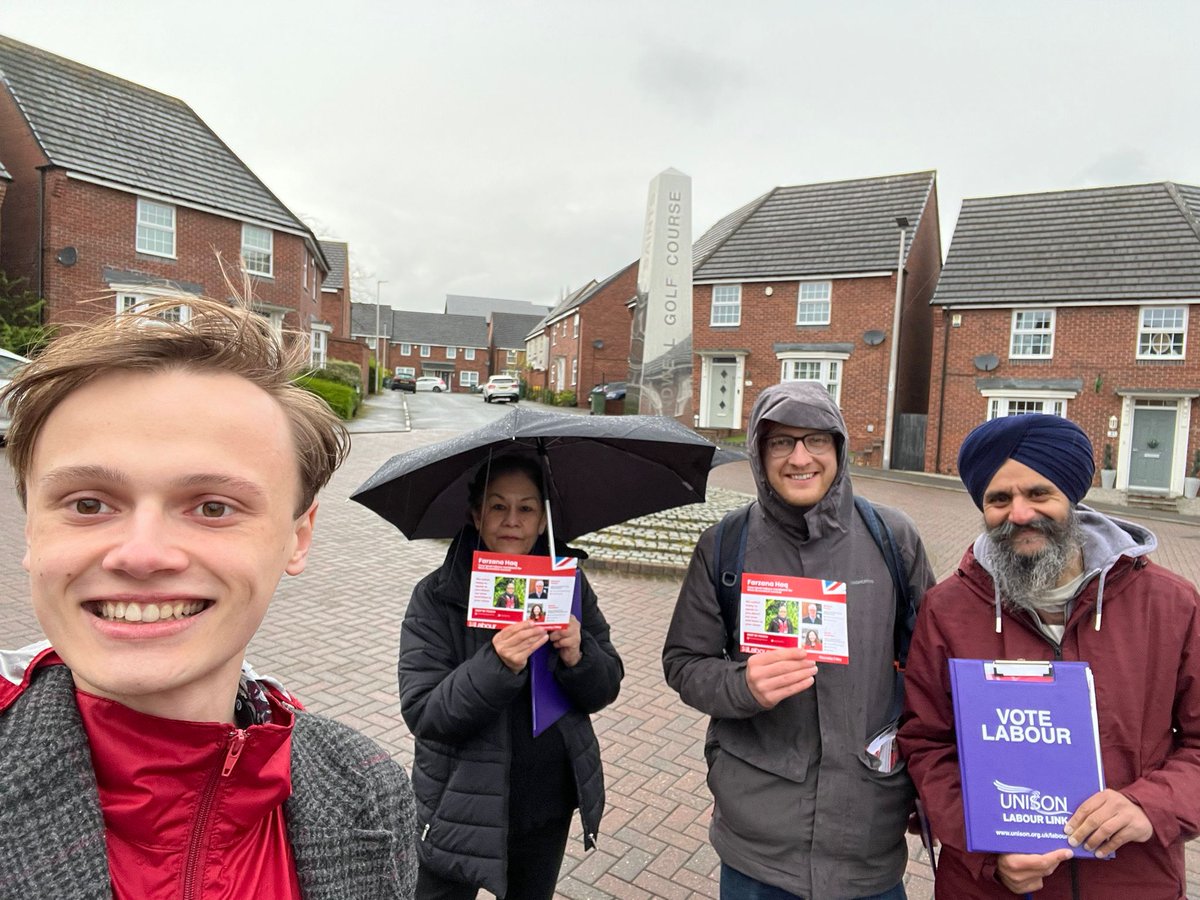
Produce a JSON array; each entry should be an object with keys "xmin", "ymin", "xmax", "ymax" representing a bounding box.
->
[{"xmin": 663, "ymin": 381, "xmax": 936, "ymax": 898}]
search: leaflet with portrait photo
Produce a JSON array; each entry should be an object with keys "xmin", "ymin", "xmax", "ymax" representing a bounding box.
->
[
  {"xmin": 467, "ymin": 551, "xmax": 575, "ymax": 630},
  {"xmin": 738, "ymin": 573, "xmax": 848, "ymax": 663}
]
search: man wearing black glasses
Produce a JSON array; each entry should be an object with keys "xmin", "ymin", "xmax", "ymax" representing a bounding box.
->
[{"xmin": 664, "ymin": 380, "xmax": 935, "ymax": 900}]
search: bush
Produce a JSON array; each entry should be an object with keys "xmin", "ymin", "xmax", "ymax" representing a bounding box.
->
[
  {"xmin": 296, "ymin": 374, "xmax": 359, "ymax": 420},
  {"xmin": 307, "ymin": 361, "xmax": 362, "ymax": 393},
  {"xmin": 528, "ymin": 385, "xmax": 545, "ymax": 403},
  {"xmin": 556, "ymin": 390, "xmax": 577, "ymax": 407},
  {"xmin": 367, "ymin": 362, "xmax": 378, "ymax": 394}
]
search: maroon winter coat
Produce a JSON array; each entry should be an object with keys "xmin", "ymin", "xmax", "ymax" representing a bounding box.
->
[{"xmin": 898, "ymin": 511, "xmax": 1200, "ymax": 899}]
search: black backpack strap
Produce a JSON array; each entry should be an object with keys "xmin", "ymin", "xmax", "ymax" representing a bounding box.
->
[
  {"xmin": 711, "ymin": 502, "xmax": 753, "ymax": 658},
  {"xmin": 853, "ymin": 496, "xmax": 916, "ymax": 670}
]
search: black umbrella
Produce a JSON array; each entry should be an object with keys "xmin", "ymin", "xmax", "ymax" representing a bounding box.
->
[{"xmin": 351, "ymin": 405, "xmax": 742, "ymax": 544}]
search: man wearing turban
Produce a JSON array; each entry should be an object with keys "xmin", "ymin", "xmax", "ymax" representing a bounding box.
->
[{"xmin": 898, "ymin": 414, "xmax": 1200, "ymax": 899}]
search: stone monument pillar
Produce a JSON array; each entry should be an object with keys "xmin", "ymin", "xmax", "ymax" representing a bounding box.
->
[{"xmin": 626, "ymin": 168, "xmax": 693, "ymax": 420}]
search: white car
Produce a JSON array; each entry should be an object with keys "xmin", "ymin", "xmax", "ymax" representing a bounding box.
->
[
  {"xmin": 414, "ymin": 376, "xmax": 447, "ymax": 392},
  {"xmin": 482, "ymin": 375, "xmax": 519, "ymax": 403},
  {"xmin": 0, "ymin": 347, "xmax": 30, "ymax": 440}
]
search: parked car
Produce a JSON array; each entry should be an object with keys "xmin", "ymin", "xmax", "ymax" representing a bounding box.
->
[
  {"xmin": 0, "ymin": 347, "xmax": 30, "ymax": 440},
  {"xmin": 415, "ymin": 376, "xmax": 447, "ymax": 392},
  {"xmin": 390, "ymin": 374, "xmax": 416, "ymax": 392},
  {"xmin": 482, "ymin": 375, "xmax": 520, "ymax": 403},
  {"xmin": 590, "ymin": 381, "xmax": 627, "ymax": 401}
]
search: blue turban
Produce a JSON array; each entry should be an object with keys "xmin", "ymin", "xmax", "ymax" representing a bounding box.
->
[{"xmin": 957, "ymin": 415, "xmax": 1094, "ymax": 509}]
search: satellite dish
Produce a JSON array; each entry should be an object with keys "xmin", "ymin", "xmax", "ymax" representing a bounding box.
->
[
  {"xmin": 863, "ymin": 330, "xmax": 886, "ymax": 346},
  {"xmin": 56, "ymin": 246, "xmax": 78, "ymax": 266},
  {"xmin": 973, "ymin": 354, "xmax": 1000, "ymax": 372}
]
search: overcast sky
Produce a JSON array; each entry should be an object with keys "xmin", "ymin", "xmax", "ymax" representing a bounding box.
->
[{"xmin": 5, "ymin": 1, "xmax": 1199, "ymax": 312}]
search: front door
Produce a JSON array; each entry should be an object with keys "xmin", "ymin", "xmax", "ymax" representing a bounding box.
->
[
  {"xmin": 1128, "ymin": 404, "xmax": 1176, "ymax": 491},
  {"xmin": 706, "ymin": 357, "xmax": 737, "ymax": 429}
]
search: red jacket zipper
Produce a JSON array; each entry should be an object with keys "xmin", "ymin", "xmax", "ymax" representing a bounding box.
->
[{"xmin": 181, "ymin": 729, "xmax": 247, "ymax": 899}]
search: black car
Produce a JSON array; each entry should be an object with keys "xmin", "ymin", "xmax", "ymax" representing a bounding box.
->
[
  {"xmin": 391, "ymin": 374, "xmax": 416, "ymax": 392},
  {"xmin": 590, "ymin": 381, "xmax": 626, "ymax": 400}
]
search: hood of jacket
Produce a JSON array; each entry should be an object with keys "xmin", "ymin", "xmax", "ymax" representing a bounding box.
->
[
  {"xmin": 963, "ymin": 505, "xmax": 1157, "ymax": 632},
  {"xmin": 747, "ymin": 381, "xmax": 852, "ymax": 540}
]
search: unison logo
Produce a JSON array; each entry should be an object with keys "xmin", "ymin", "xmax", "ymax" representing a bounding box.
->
[{"xmin": 994, "ymin": 780, "xmax": 1069, "ymax": 815}]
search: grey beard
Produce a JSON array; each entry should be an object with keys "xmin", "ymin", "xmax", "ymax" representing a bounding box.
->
[{"xmin": 986, "ymin": 509, "xmax": 1082, "ymax": 615}]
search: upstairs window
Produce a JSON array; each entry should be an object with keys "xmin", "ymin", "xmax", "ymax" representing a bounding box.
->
[
  {"xmin": 136, "ymin": 199, "xmax": 175, "ymax": 257},
  {"xmin": 420, "ymin": 345, "xmax": 431, "ymax": 358},
  {"xmin": 1137, "ymin": 306, "xmax": 1186, "ymax": 359},
  {"xmin": 446, "ymin": 346, "xmax": 457, "ymax": 359},
  {"xmin": 796, "ymin": 281, "xmax": 831, "ymax": 325},
  {"xmin": 400, "ymin": 343, "xmax": 412, "ymax": 355},
  {"xmin": 464, "ymin": 347, "xmax": 476, "ymax": 360},
  {"xmin": 241, "ymin": 225, "xmax": 273, "ymax": 276},
  {"xmin": 711, "ymin": 285, "xmax": 741, "ymax": 326},
  {"xmin": 1009, "ymin": 309, "xmax": 1055, "ymax": 358}
]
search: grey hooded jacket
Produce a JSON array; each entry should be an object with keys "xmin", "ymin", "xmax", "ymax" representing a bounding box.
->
[
  {"xmin": 662, "ymin": 381, "xmax": 935, "ymax": 898},
  {"xmin": 0, "ymin": 662, "xmax": 418, "ymax": 899}
]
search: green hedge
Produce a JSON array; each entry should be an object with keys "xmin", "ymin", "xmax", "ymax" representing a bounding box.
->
[
  {"xmin": 296, "ymin": 374, "xmax": 359, "ymax": 420},
  {"xmin": 555, "ymin": 390, "xmax": 577, "ymax": 407},
  {"xmin": 309, "ymin": 359, "xmax": 362, "ymax": 392}
]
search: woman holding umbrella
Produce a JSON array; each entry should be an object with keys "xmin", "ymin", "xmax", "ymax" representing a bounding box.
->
[{"xmin": 399, "ymin": 455, "xmax": 624, "ymax": 900}]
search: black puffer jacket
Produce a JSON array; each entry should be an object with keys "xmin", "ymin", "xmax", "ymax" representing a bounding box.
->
[{"xmin": 399, "ymin": 527, "xmax": 623, "ymax": 897}]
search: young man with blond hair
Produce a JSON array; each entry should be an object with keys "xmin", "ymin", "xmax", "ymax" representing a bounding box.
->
[{"xmin": 0, "ymin": 299, "xmax": 417, "ymax": 898}]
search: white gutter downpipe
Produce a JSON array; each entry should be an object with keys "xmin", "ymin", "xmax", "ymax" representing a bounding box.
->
[{"xmin": 882, "ymin": 219, "xmax": 908, "ymax": 471}]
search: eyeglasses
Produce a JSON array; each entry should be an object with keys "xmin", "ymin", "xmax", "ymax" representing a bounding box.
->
[{"xmin": 764, "ymin": 432, "xmax": 836, "ymax": 458}]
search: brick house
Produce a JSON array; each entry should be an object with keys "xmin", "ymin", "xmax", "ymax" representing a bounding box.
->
[
  {"xmin": 534, "ymin": 261, "xmax": 639, "ymax": 406},
  {"xmin": 0, "ymin": 35, "xmax": 328, "ymax": 350},
  {"xmin": 0, "ymin": 159, "xmax": 9, "ymax": 254},
  {"xmin": 315, "ymin": 239, "xmax": 368, "ymax": 380},
  {"xmin": 489, "ymin": 312, "xmax": 545, "ymax": 379},
  {"xmin": 926, "ymin": 181, "xmax": 1200, "ymax": 498},
  {"xmin": 691, "ymin": 172, "xmax": 941, "ymax": 469},
  {"xmin": 349, "ymin": 304, "xmax": 489, "ymax": 392}
]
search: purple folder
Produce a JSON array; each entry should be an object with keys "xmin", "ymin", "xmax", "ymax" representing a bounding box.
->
[
  {"xmin": 530, "ymin": 572, "xmax": 582, "ymax": 737},
  {"xmin": 949, "ymin": 658, "xmax": 1105, "ymax": 855}
]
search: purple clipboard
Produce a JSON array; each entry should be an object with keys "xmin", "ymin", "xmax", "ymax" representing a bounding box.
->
[
  {"xmin": 530, "ymin": 572, "xmax": 582, "ymax": 737},
  {"xmin": 949, "ymin": 658, "xmax": 1105, "ymax": 856}
]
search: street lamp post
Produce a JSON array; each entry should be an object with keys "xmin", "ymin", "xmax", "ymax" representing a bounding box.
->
[
  {"xmin": 882, "ymin": 218, "xmax": 908, "ymax": 471},
  {"xmin": 374, "ymin": 280, "xmax": 388, "ymax": 393}
]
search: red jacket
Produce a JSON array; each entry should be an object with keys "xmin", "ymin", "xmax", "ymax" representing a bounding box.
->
[{"xmin": 899, "ymin": 514, "xmax": 1200, "ymax": 900}]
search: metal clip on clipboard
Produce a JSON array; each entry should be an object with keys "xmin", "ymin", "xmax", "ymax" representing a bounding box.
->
[{"xmin": 985, "ymin": 659, "xmax": 1054, "ymax": 681}]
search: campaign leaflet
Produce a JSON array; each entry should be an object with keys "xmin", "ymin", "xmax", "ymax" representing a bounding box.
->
[
  {"xmin": 949, "ymin": 659, "xmax": 1106, "ymax": 856},
  {"xmin": 738, "ymin": 573, "xmax": 848, "ymax": 664},
  {"xmin": 467, "ymin": 551, "xmax": 576, "ymax": 630}
]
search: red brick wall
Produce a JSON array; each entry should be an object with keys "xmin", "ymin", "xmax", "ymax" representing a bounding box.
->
[
  {"xmin": 38, "ymin": 176, "xmax": 317, "ymax": 331},
  {"xmin": 328, "ymin": 336, "xmax": 369, "ymax": 386},
  {"xmin": 924, "ymin": 304, "xmax": 1200, "ymax": 485},
  {"xmin": 0, "ymin": 85, "xmax": 51, "ymax": 292},
  {"xmin": 692, "ymin": 275, "xmax": 898, "ymax": 460},
  {"xmin": 0, "ymin": 180, "xmax": 7, "ymax": 256},
  {"xmin": 897, "ymin": 181, "xmax": 942, "ymax": 416},
  {"xmin": 577, "ymin": 262, "xmax": 638, "ymax": 404},
  {"xmin": 388, "ymin": 342, "xmax": 487, "ymax": 392}
]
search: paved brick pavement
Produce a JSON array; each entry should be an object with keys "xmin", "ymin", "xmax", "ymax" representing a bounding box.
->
[{"xmin": 1, "ymin": 432, "xmax": 1197, "ymax": 898}]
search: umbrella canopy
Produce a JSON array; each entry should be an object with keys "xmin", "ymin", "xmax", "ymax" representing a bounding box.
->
[{"xmin": 351, "ymin": 405, "xmax": 741, "ymax": 542}]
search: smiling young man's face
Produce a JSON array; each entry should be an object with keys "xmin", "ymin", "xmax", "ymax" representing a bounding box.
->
[
  {"xmin": 23, "ymin": 369, "xmax": 316, "ymax": 724},
  {"xmin": 762, "ymin": 424, "xmax": 839, "ymax": 508}
]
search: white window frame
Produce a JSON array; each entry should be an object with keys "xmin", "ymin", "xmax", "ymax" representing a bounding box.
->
[
  {"xmin": 1009, "ymin": 308, "xmax": 1055, "ymax": 359},
  {"xmin": 1137, "ymin": 306, "xmax": 1187, "ymax": 359},
  {"xmin": 796, "ymin": 281, "xmax": 832, "ymax": 325},
  {"xmin": 464, "ymin": 347, "xmax": 476, "ymax": 361},
  {"xmin": 571, "ymin": 358, "xmax": 577, "ymax": 386},
  {"xmin": 573, "ymin": 314, "xmax": 579, "ymax": 338},
  {"xmin": 136, "ymin": 198, "xmax": 176, "ymax": 258},
  {"xmin": 446, "ymin": 346, "xmax": 457, "ymax": 359},
  {"xmin": 241, "ymin": 224, "xmax": 274, "ymax": 277},
  {"xmin": 776, "ymin": 351, "xmax": 847, "ymax": 405},
  {"xmin": 711, "ymin": 284, "xmax": 741, "ymax": 327},
  {"xmin": 460, "ymin": 370, "xmax": 479, "ymax": 388},
  {"xmin": 310, "ymin": 326, "xmax": 329, "ymax": 368},
  {"xmin": 115, "ymin": 292, "xmax": 191, "ymax": 325},
  {"xmin": 982, "ymin": 392, "xmax": 1072, "ymax": 420},
  {"xmin": 302, "ymin": 251, "xmax": 308, "ymax": 288},
  {"xmin": 420, "ymin": 344, "xmax": 431, "ymax": 358},
  {"xmin": 394, "ymin": 365, "xmax": 416, "ymax": 378},
  {"xmin": 506, "ymin": 349, "xmax": 518, "ymax": 364},
  {"xmin": 399, "ymin": 343, "xmax": 412, "ymax": 355}
]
